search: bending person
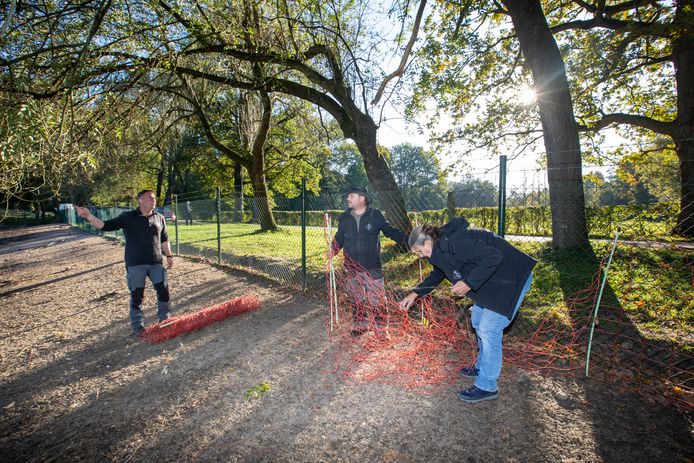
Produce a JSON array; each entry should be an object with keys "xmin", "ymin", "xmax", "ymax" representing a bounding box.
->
[{"xmin": 399, "ymin": 218, "xmax": 536, "ymax": 403}]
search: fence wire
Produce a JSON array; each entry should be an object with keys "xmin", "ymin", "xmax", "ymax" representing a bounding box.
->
[{"xmin": 63, "ymin": 164, "xmax": 693, "ymax": 410}]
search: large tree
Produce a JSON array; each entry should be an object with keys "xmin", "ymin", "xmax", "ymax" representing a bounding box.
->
[
  {"xmin": 412, "ymin": 0, "xmax": 692, "ymax": 242},
  {"xmin": 0, "ymin": 0, "xmax": 415, "ymax": 231},
  {"xmin": 546, "ymin": 0, "xmax": 693, "ymax": 237},
  {"xmin": 411, "ymin": 0, "xmax": 588, "ymax": 248}
]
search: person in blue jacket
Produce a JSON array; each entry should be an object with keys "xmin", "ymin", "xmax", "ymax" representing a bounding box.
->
[
  {"xmin": 399, "ymin": 217, "xmax": 536, "ymax": 403},
  {"xmin": 331, "ymin": 185, "xmax": 407, "ymax": 336}
]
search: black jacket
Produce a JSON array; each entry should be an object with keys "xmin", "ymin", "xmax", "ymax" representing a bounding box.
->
[
  {"xmin": 101, "ymin": 209, "xmax": 168, "ymax": 267},
  {"xmin": 333, "ymin": 207, "xmax": 406, "ymax": 279},
  {"xmin": 414, "ymin": 217, "xmax": 537, "ymax": 318}
]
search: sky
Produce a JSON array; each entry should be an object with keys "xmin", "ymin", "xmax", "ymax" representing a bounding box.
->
[
  {"xmin": 367, "ymin": 1, "xmax": 630, "ymax": 192},
  {"xmin": 375, "ymin": 100, "xmax": 549, "ymax": 191}
]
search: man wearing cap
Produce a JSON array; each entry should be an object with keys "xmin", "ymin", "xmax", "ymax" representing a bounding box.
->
[{"xmin": 330, "ymin": 185, "xmax": 407, "ymax": 336}]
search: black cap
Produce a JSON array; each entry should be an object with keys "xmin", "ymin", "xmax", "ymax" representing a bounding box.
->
[{"xmin": 346, "ymin": 185, "xmax": 370, "ymax": 202}]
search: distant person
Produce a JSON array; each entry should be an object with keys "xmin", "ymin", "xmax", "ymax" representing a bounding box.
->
[
  {"xmin": 75, "ymin": 190, "xmax": 175, "ymax": 337},
  {"xmin": 399, "ymin": 218, "xmax": 536, "ymax": 403},
  {"xmin": 330, "ymin": 185, "xmax": 407, "ymax": 337},
  {"xmin": 185, "ymin": 200, "xmax": 193, "ymax": 225}
]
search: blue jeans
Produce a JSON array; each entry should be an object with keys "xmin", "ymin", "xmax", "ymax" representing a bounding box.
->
[{"xmin": 470, "ymin": 273, "xmax": 533, "ymax": 392}]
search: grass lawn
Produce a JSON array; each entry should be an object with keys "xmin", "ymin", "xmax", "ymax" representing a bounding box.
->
[{"xmin": 158, "ymin": 221, "xmax": 694, "ymax": 342}]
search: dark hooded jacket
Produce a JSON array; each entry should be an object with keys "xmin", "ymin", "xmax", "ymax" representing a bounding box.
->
[
  {"xmin": 413, "ymin": 217, "xmax": 537, "ymax": 319},
  {"xmin": 332, "ymin": 207, "xmax": 406, "ymax": 279}
]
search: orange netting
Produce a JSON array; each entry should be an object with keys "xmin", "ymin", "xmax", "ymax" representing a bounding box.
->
[
  {"xmin": 141, "ymin": 295, "xmax": 261, "ymax": 343},
  {"xmin": 322, "ymin": 214, "xmax": 693, "ymax": 409}
]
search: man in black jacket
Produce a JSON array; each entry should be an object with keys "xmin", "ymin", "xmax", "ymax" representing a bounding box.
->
[
  {"xmin": 76, "ymin": 190, "xmax": 175, "ymax": 336},
  {"xmin": 399, "ymin": 218, "xmax": 536, "ymax": 403},
  {"xmin": 331, "ymin": 185, "xmax": 407, "ymax": 336}
]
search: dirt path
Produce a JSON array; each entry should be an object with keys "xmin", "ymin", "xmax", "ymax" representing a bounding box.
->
[{"xmin": 0, "ymin": 224, "xmax": 691, "ymax": 462}]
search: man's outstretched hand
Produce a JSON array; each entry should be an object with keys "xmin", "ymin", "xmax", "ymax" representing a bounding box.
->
[{"xmin": 75, "ymin": 206, "xmax": 91, "ymax": 219}]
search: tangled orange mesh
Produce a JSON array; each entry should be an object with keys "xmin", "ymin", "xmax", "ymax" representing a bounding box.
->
[
  {"xmin": 323, "ymin": 214, "xmax": 693, "ymax": 408},
  {"xmin": 141, "ymin": 295, "xmax": 261, "ymax": 343}
]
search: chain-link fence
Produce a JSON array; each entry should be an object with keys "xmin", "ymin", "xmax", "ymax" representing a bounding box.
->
[{"xmin": 63, "ymin": 157, "xmax": 693, "ymax": 409}]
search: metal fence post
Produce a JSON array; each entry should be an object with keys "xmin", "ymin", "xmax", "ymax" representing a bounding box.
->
[
  {"xmin": 498, "ymin": 155, "xmax": 507, "ymax": 237},
  {"xmin": 301, "ymin": 177, "xmax": 307, "ymax": 291},
  {"xmin": 447, "ymin": 191, "xmax": 456, "ymax": 220},
  {"xmin": 173, "ymin": 194, "xmax": 179, "ymax": 256},
  {"xmin": 216, "ymin": 186, "xmax": 221, "ymax": 263}
]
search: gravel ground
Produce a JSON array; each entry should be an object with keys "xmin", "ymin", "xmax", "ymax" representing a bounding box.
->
[{"xmin": 0, "ymin": 224, "xmax": 691, "ymax": 462}]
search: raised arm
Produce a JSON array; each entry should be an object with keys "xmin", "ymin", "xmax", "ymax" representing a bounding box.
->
[
  {"xmin": 75, "ymin": 206, "xmax": 105, "ymax": 229},
  {"xmin": 399, "ymin": 266, "xmax": 446, "ymax": 310},
  {"xmin": 379, "ymin": 211, "xmax": 407, "ymax": 246}
]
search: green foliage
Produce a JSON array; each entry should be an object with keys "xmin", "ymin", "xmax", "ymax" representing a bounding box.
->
[
  {"xmin": 325, "ymin": 142, "xmax": 369, "ymax": 192},
  {"xmin": 209, "ymin": 201, "xmax": 681, "ymax": 241},
  {"xmin": 245, "ymin": 381, "xmax": 271, "ymax": 400},
  {"xmin": 409, "ymin": 202, "xmax": 681, "ymax": 241},
  {"xmin": 0, "ymin": 98, "xmax": 95, "ymax": 200},
  {"xmin": 388, "ymin": 143, "xmax": 447, "ymax": 210},
  {"xmin": 0, "ymin": 210, "xmax": 59, "ymax": 227}
]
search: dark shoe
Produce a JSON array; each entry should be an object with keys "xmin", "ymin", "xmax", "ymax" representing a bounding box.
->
[
  {"xmin": 457, "ymin": 385, "xmax": 498, "ymax": 403},
  {"xmin": 350, "ymin": 328, "xmax": 367, "ymax": 337},
  {"xmin": 131, "ymin": 322, "xmax": 145, "ymax": 338},
  {"xmin": 459, "ymin": 365, "xmax": 478, "ymax": 378},
  {"xmin": 351, "ymin": 318, "xmax": 369, "ymax": 337}
]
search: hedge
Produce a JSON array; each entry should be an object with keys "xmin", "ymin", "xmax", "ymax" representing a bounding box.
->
[{"xmin": 271, "ymin": 202, "xmax": 680, "ymax": 240}]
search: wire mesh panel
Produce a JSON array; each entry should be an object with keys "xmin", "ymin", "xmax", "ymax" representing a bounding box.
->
[{"xmin": 63, "ymin": 162, "xmax": 693, "ymax": 408}]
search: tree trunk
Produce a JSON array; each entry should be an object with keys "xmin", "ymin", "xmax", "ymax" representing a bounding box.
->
[
  {"xmin": 164, "ymin": 153, "xmax": 175, "ymax": 205},
  {"xmin": 352, "ymin": 112, "xmax": 411, "ymax": 232},
  {"xmin": 672, "ymin": 0, "xmax": 694, "ymax": 237},
  {"xmin": 447, "ymin": 191, "xmax": 456, "ymax": 221},
  {"xmin": 675, "ymin": 137, "xmax": 694, "ymax": 236},
  {"xmin": 249, "ymin": 92, "xmax": 277, "ymax": 232},
  {"xmin": 155, "ymin": 152, "xmax": 165, "ymax": 202},
  {"xmin": 502, "ymin": 0, "xmax": 589, "ymax": 249},
  {"xmin": 233, "ymin": 162, "xmax": 244, "ymax": 222},
  {"xmin": 248, "ymin": 164, "xmax": 276, "ymax": 231}
]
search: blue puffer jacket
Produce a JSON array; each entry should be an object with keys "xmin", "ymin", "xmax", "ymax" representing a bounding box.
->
[{"xmin": 413, "ymin": 217, "xmax": 537, "ymax": 318}]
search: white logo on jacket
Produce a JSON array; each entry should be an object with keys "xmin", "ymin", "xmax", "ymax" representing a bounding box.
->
[
  {"xmin": 453, "ymin": 270, "xmax": 462, "ymax": 280},
  {"xmin": 365, "ymin": 223, "xmax": 373, "ymax": 231}
]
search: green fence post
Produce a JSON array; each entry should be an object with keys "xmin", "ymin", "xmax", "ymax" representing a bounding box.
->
[
  {"xmin": 173, "ymin": 194, "xmax": 179, "ymax": 256},
  {"xmin": 301, "ymin": 177, "xmax": 307, "ymax": 291},
  {"xmin": 498, "ymin": 155, "xmax": 507, "ymax": 237},
  {"xmin": 585, "ymin": 228, "xmax": 620, "ymax": 378},
  {"xmin": 216, "ymin": 187, "xmax": 221, "ymax": 263}
]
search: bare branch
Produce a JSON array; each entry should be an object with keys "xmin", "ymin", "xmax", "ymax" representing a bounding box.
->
[
  {"xmin": 0, "ymin": 0, "xmax": 18, "ymax": 35},
  {"xmin": 371, "ymin": 0, "xmax": 427, "ymax": 106},
  {"xmin": 578, "ymin": 112, "xmax": 675, "ymax": 136},
  {"xmin": 180, "ymin": 76, "xmax": 249, "ymax": 166}
]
